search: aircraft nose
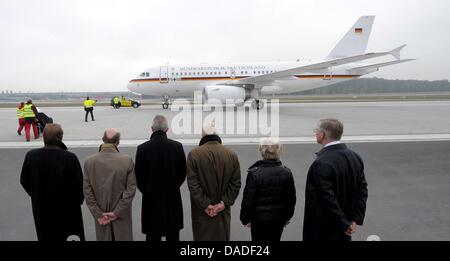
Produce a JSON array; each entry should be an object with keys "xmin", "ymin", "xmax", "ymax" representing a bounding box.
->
[{"xmin": 127, "ymin": 81, "xmax": 137, "ymax": 93}]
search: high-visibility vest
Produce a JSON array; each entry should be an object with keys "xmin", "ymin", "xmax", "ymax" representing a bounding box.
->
[
  {"xmin": 113, "ymin": 97, "xmax": 119, "ymax": 104},
  {"xmin": 84, "ymin": 99, "xmax": 95, "ymax": 108},
  {"xmin": 17, "ymin": 107, "xmax": 24, "ymax": 119},
  {"xmin": 23, "ymin": 104, "xmax": 35, "ymax": 118}
]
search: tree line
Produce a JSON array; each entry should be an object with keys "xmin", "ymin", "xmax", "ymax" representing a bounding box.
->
[{"xmin": 298, "ymin": 78, "xmax": 450, "ymax": 95}]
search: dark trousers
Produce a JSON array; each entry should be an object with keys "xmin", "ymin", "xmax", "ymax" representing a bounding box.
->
[
  {"xmin": 251, "ymin": 220, "xmax": 285, "ymax": 241},
  {"xmin": 146, "ymin": 231, "xmax": 180, "ymax": 242},
  {"xmin": 84, "ymin": 107, "xmax": 94, "ymax": 121}
]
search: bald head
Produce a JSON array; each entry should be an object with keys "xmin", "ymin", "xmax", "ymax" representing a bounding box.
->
[{"xmin": 102, "ymin": 128, "xmax": 120, "ymax": 145}]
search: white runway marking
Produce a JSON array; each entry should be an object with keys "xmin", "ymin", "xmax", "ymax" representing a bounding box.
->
[{"xmin": 2, "ymin": 134, "xmax": 450, "ymax": 148}]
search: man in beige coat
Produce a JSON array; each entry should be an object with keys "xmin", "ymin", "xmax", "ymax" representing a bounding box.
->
[
  {"xmin": 187, "ymin": 121, "xmax": 241, "ymax": 241},
  {"xmin": 83, "ymin": 128, "xmax": 137, "ymax": 241}
]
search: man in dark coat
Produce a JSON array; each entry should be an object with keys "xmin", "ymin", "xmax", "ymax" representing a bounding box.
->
[
  {"xmin": 303, "ymin": 118, "xmax": 368, "ymax": 241},
  {"xmin": 20, "ymin": 123, "xmax": 85, "ymax": 241},
  {"xmin": 135, "ymin": 115, "xmax": 186, "ymax": 241},
  {"xmin": 187, "ymin": 121, "xmax": 241, "ymax": 241}
]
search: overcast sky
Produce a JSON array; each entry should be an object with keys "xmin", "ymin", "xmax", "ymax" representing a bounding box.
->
[{"xmin": 1, "ymin": 0, "xmax": 449, "ymax": 92}]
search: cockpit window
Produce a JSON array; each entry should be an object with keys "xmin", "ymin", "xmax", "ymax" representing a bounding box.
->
[
  {"xmin": 140, "ymin": 72, "xmax": 145, "ymax": 77},
  {"xmin": 146, "ymin": 72, "xmax": 150, "ymax": 77}
]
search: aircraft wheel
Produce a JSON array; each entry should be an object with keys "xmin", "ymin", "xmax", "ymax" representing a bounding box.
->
[{"xmin": 251, "ymin": 99, "xmax": 264, "ymax": 110}]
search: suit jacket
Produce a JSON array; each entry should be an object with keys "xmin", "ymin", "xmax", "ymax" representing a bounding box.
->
[
  {"xmin": 135, "ymin": 131, "xmax": 186, "ymax": 236},
  {"xmin": 303, "ymin": 143, "xmax": 368, "ymax": 241},
  {"xmin": 83, "ymin": 143, "xmax": 136, "ymax": 241}
]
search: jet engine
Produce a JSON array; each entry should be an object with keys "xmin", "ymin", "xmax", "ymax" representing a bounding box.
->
[{"xmin": 202, "ymin": 85, "xmax": 249, "ymax": 105}]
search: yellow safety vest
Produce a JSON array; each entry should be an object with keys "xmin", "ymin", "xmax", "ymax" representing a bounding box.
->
[
  {"xmin": 114, "ymin": 97, "xmax": 119, "ymax": 104},
  {"xmin": 84, "ymin": 99, "xmax": 95, "ymax": 108},
  {"xmin": 17, "ymin": 107, "xmax": 24, "ymax": 119},
  {"xmin": 23, "ymin": 104, "xmax": 35, "ymax": 118}
]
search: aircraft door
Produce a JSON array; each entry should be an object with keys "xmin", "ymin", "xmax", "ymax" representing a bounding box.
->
[
  {"xmin": 160, "ymin": 66, "xmax": 169, "ymax": 83},
  {"xmin": 230, "ymin": 68, "xmax": 236, "ymax": 79}
]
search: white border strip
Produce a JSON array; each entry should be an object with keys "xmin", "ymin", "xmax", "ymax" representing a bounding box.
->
[{"xmin": 1, "ymin": 134, "xmax": 450, "ymax": 148}]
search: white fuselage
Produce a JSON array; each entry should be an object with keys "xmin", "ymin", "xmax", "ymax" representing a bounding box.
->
[{"xmin": 127, "ymin": 62, "xmax": 366, "ymax": 98}]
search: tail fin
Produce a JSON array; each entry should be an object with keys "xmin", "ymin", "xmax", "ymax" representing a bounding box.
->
[{"xmin": 326, "ymin": 16, "xmax": 375, "ymax": 60}]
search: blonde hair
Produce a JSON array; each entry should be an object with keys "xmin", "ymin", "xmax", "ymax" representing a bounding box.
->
[{"xmin": 259, "ymin": 137, "xmax": 282, "ymax": 160}]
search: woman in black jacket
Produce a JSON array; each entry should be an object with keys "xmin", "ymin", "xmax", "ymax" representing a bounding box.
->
[{"xmin": 240, "ymin": 138, "xmax": 296, "ymax": 241}]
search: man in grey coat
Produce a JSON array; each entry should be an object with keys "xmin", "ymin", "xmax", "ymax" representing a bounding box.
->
[{"xmin": 83, "ymin": 128, "xmax": 137, "ymax": 241}]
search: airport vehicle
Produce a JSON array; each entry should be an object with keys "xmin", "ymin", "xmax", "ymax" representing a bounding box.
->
[
  {"xmin": 127, "ymin": 16, "xmax": 414, "ymax": 110},
  {"xmin": 110, "ymin": 96, "xmax": 141, "ymax": 108}
]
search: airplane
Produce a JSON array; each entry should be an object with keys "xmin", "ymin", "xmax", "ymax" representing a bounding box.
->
[{"xmin": 127, "ymin": 16, "xmax": 414, "ymax": 110}]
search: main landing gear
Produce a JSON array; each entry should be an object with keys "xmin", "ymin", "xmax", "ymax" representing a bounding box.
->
[{"xmin": 251, "ymin": 99, "xmax": 264, "ymax": 110}]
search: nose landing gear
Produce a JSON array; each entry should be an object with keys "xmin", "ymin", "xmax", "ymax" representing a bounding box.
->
[{"xmin": 162, "ymin": 95, "xmax": 170, "ymax": 110}]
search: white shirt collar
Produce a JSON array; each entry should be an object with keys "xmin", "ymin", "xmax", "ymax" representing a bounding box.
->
[{"xmin": 324, "ymin": 141, "xmax": 341, "ymax": 148}]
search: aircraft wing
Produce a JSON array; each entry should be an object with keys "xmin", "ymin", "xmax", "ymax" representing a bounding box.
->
[
  {"xmin": 236, "ymin": 47, "xmax": 405, "ymax": 85},
  {"xmin": 350, "ymin": 59, "xmax": 415, "ymax": 72}
]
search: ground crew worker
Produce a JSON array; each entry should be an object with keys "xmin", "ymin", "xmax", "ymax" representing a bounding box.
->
[
  {"xmin": 113, "ymin": 96, "xmax": 120, "ymax": 109},
  {"xmin": 17, "ymin": 102, "xmax": 25, "ymax": 136},
  {"xmin": 84, "ymin": 97, "xmax": 97, "ymax": 122},
  {"xmin": 23, "ymin": 99, "xmax": 39, "ymax": 142}
]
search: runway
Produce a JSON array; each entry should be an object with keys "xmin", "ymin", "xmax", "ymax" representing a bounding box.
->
[
  {"xmin": 1, "ymin": 101, "xmax": 450, "ymax": 241},
  {"xmin": 1, "ymin": 101, "xmax": 450, "ymax": 146}
]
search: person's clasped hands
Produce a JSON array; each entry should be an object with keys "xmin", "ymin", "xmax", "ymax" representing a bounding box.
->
[
  {"xmin": 97, "ymin": 212, "xmax": 118, "ymax": 225},
  {"xmin": 204, "ymin": 201, "xmax": 225, "ymax": 218}
]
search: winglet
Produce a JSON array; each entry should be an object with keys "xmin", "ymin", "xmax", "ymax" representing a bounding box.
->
[{"xmin": 390, "ymin": 44, "xmax": 407, "ymax": 60}]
